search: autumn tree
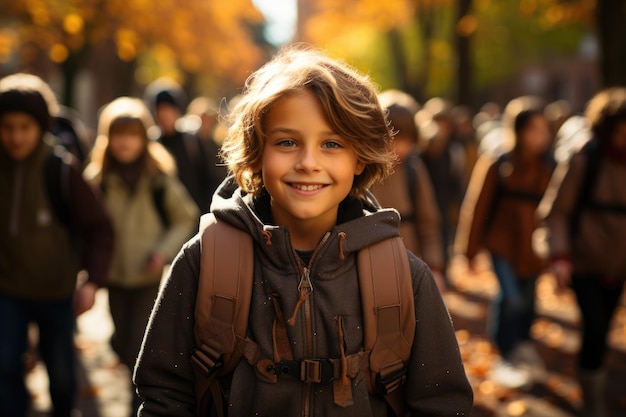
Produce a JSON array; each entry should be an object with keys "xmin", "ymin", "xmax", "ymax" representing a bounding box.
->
[
  {"xmin": 0, "ymin": 0, "xmax": 269, "ymax": 108},
  {"xmin": 298, "ymin": 0, "xmax": 595, "ymax": 108}
]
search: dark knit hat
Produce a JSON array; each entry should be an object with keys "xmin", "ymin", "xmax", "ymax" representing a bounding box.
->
[
  {"xmin": 155, "ymin": 90, "xmax": 179, "ymax": 109},
  {"xmin": 0, "ymin": 78, "xmax": 51, "ymax": 132},
  {"xmin": 144, "ymin": 77, "xmax": 187, "ymax": 114}
]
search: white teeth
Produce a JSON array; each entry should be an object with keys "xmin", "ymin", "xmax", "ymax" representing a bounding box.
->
[{"xmin": 292, "ymin": 184, "xmax": 322, "ymax": 191}]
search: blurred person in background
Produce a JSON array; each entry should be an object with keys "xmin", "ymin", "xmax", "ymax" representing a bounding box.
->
[
  {"xmin": 416, "ymin": 97, "xmax": 466, "ymax": 271},
  {"xmin": 144, "ymin": 77, "xmax": 214, "ymax": 214},
  {"xmin": 184, "ymin": 96, "xmax": 228, "ymax": 205},
  {"xmin": 0, "ymin": 73, "xmax": 114, "ymax": 417},
  {"xmin": 370, "ymin": 89, "xmax": 446, "ymax": 292},
  {"xmin": 50, "ymin": 104, "xmax": 93, "ymax": 166},
  {"xmin": 456, "ymin": 106, "xmax": 555, "ymax": 389},
  {"xmin": 84, "ymin": 97, "xmax": 199, "ymax": 416},
  {"xmin": 451, "ymin": 104, "xmax": 479, "ymax": 188},
  {"xmin": 544, "ymin": 99, "xmax": 573, "ymax": 147},
  {"xmin": 536, "ymin": 87, "xmax": 626, "ymax": 417}
]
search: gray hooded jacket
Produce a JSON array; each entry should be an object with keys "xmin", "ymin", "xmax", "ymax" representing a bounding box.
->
[{"xmin": 134, "ymin": 177, "xmax": 473, "ymax": 417}]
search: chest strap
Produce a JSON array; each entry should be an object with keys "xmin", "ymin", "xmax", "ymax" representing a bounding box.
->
[{"xmin": 256, "ymin": 351, "xmax": 370, "ymax": 384}]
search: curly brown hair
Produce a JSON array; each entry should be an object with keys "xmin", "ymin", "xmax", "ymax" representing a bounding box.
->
[{"xmin": 219, "ymin": 45, "xmax": 394, "ymax": 198}]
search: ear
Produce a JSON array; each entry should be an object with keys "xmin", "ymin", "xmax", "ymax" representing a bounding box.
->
[{"xmin": 354, "ymin": 160, "xmax": 365, "ymax": 176}]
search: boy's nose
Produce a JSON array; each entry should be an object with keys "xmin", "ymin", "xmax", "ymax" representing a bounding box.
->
[{"xmin": 295, "ymin": 147, "xmax": 321, "ymax": 171}]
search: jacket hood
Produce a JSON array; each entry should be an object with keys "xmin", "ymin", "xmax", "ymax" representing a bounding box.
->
[{"xmin": 209, "ymin": 176, "xmax": 401, "ymax": 268}]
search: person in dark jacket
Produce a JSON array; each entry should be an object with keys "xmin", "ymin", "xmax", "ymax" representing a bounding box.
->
[
  {"xmin": 415, "ymin": 98, "xmax": 466, "ymax": 272},
  {"xmin": 0, "ymin": 73, "xmax": 114, "ymax": 417},
  {"xmin": 134, "ymin": 46, "xmax": 473, "ymax": 417},
  {"xmin": 184, "ymin": 95, "xmax": 228, "ymax": 203},
  {"xmin": 537, "ymin": 87, "xmax": 626, "ymax": 417},
  {"xmin": 144, "ymin": 77, "xmax": 215, "ymax": 213}
]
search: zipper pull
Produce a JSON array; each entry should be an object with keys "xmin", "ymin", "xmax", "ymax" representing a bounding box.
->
[
  {"xmin": 288, "ymin": 267, "xmax": 313, "ymax": 326},
  {"xmin": 298, "ymin": 267, "xmax": 313, "ymax": 293}
]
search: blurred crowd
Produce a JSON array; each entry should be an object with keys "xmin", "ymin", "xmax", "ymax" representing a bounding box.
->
[{"xmin": 1, "ymin": 69, "xmax": 625, "ymax": 417}]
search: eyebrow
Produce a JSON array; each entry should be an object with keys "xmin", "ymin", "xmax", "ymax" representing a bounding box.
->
[
  {"xmin": 266, "ymin": 127, "xmax": 340, "ymax": 136},
  {"xmin": 266, "ymin": 127, "xmax": 298, "ymax": 135}
]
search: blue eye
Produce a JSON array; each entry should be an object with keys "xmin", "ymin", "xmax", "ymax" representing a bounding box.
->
[
  {"xmin": 323, "ymin": 141, "xmax": 342, "ymax": 149},
  {"xmin": 277, "ymin": 139, "xmax": 296, "ymax": 147}
]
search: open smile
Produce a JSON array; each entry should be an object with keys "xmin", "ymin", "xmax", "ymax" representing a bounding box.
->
[{"xmin": 288, "ymin": 183, "xmax": 327, "ymax": 192}]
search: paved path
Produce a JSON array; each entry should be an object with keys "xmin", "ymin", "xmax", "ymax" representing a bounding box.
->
[
  {"xmin": 26, "ymin": 254, "xmax": 626, "ymax": 416},
  {"xmin": 446, "ymin": 253, "xmax": 626, "ymax": 417}
]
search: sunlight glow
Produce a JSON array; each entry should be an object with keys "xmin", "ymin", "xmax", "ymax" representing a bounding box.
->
[{"xmin": 252, "ymin": 0, "xmax": 297, "ymax": 45}]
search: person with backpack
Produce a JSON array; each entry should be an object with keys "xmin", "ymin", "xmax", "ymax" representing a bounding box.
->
[
  {"xmin": 456, "ymin": 107, "xmax": 555, "ymax": 389},
  {"xmin": 133, "ymin": 46, "xmax": 473, "ymax": 417},
  {"xmin": 369, "ymin": 89, "xmax": 446, "ymax": 293},
  {"xmin": 0, "ymin": 73, "xmax": 114, "ymax": 417},
  {"xmin": 536, "ymin": 87, "xmax": 626, "ymax": 417},
  {"xmin": 83, "ymin": 96, "xmax": 199, "ymax": 416}
]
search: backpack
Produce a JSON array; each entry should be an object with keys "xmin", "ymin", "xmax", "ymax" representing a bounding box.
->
[
  {"xmin": 191, "ymin": 213, "xmax": 415, "ymax": 417},
  {"xmin": 44, "ymin": 145, "xmax": 74, "ymax": 231},
  {"xmin": 99, "ymin": 179, "xmax": 170, "ymax": 228},
  {"xmin": 492, "ymin": 151, "xmax": 557, "ymax": 205},
  {"xmin": 569, "ymin": 138, "xmax": 626, "ymax": 234}
]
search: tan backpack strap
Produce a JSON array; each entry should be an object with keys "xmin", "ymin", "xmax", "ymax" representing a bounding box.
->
[
  {"xmin": 358, "ymin": 236, "xmax": 415, "ymax": 416},
  {"xmin": 193, "ymin": 213, "xmax": 254, "ymax": 417}
]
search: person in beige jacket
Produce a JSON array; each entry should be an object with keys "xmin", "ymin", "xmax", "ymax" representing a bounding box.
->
[
  {"xmin": 370, "ymin": 89, "xmax": 446, "ymax": 292},
  {"xmin": 84, "ymin": 97, "xmax": 199, "ymax": 417},
  {"xmin": 537, "ymin": 87, "xmax": 626, "ymax": 417}
]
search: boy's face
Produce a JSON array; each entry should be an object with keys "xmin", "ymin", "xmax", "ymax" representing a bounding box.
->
[
  {"xmin": 260, "ymin": 89, "xmax": 364, "ymax": 240},
  {"xmin": 0, "ymin": 112, "xmax": 42, "ymax": 160}
]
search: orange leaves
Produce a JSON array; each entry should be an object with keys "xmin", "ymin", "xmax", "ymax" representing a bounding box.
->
[
  {"xmin": 0, "ymin": 0, "xmax": 267, "ymax": 87},
  {"xmin": 303, "ymin": 0, "xmax": 415, "ymax": 44}
]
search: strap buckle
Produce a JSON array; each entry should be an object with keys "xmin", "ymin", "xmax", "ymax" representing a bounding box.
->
[
  {"xmin": 191, "ymin": 344, "xmax": 224, "ymax": 377},
  {"xmin": 300, "ymin": 359, "xmax": 333, "ymax": 383},
  {"xmin": 271, "ymin": 359, "xmax": 334, "ymax": 384},
  {"xmin": 375, "ymin": 363, "xmax": 407, "ymax": 395}
]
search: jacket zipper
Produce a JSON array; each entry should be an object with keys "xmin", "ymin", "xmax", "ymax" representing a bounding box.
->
[
  {"xmin": 9, "ymin": 164, "xmax": 24, "ymax": 236},
  {"xmin": 295, "ymin": 231, "xmax": 331, "ymax": 417}
]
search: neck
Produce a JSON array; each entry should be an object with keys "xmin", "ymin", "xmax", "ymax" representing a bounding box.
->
[
  {"xmin": 272, "ymin": 210, "xmax": 336, "ymax": 251},
  {"xmin": 288, "ymin": 223, "xmax": 328, "ymax": 251}
]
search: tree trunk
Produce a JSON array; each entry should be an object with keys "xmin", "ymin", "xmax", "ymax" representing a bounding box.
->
[
  {"xmin": 415, "ymin": 2, "xmax": 435, "ymax": 103},
  {"xmin": 455, "ymin": 0, "xmax": 473, "ymax": 108},
  {"xmin": 61, "ymin": 48, "xmax": 88, "ymax": 108},
  {"xmin": 386, "ymin": 28, "xmax": 410, "ymax": 93},
  {"xmin": 596, "ymin": 1, "xmax": 626, "ymax": 87}
]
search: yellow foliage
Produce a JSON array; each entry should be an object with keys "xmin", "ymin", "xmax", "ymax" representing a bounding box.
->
[
  {"xmin": 63, "ymin": 13, "xmax": 83, "ymax": 35},
  {"xmin": 49, "ymin": 43, "xmax": 69, "ymax": 63},
  {"xmin": 1, "ymin": 0, "xmax": 268, "ymax": 87},
  {"xmin": 457, "ymin": 14, "xmax": 478, "ymax": 37}
]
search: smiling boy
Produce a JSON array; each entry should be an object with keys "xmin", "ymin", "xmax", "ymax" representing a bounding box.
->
[{"xmin": 134, "ymin": 46, "xmax": 473, "ymax": 417}]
